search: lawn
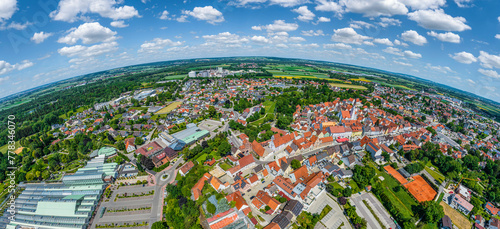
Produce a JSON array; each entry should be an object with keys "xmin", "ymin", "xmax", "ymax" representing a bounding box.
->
[
  {"xmin": 0, "ymin": 141, "xmax": 21, "ymax": 154},
  {"xmin": 425, "ymin": 166, "xmax": 445, "ymax": 184},
  {"xmin": 380, "ymin": 173, "xmax": 419, "ymax": 217},
  {"xmin": 219, "ymin": 163, "xmax": 231, "ymax": 171},
  {"xmin": 263, "ymin": 100, "xmax": 275, "ymax": 114},
  {"xmin": 155, "ymin": 101, "xmax": 182, "ymax": 115},
  {"xmin": 329, "ymin": 83, "xmax": 367, "ymax": 90},
  {"xmin": 165, "ymin": 74, "xmax": 187, "ymax": 80},
  {"xmin": 347, "ymin": 179, "xmax": 360, "ymax": 192},
  {"xmin": 440, "ymin": 202, "xmax": 472, "ymax": 229},
  {"xmin": 319, "ymin": 205, "xmax": 332, "ymax": 220}
]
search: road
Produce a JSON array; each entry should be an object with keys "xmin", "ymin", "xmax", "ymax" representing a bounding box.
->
[{"xmin": 350, "ymin": 192, "xmax": 396, "ymax": 229}]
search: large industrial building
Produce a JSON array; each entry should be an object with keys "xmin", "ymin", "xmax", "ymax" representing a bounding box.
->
[
  {"xmin": 4, "ymin": 155, "xmax": 117, "ymax": 229},
  {"xmin": 159, "ymin": 123, "xmax": 209, "ymax": 150}
]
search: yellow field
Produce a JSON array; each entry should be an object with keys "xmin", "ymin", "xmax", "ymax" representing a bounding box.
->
[
  {"xmin": 351, "ymin": 78, "xmax": 372, "ymax": 82},
  {"xmin": 155, "ymin": 101, "xmax": 182, "ymax": 115},
  {"xmin": 329, "ymin": 83, "xmax": 367, "ymax": 90},
  {"xmin": 273, "ymin": 75, "xmax": 344, "ymax": 82},
  {"xmin": 440, "ymin": 202, "xmax": 471, "ymax": 229}
]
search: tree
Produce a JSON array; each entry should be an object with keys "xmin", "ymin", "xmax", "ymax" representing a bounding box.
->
[
  {"xmin": 290, "ymin": 159, "xmax": 301, "ymax": 170},
  {"xmin": 208, "ymin": 106, "xmax": 216, "ymax": 118},
  {"xmin": 117, "ymin": 141, "xmax": 125, "ymax": 150},
  {"xmin": 207, "ymin": 202, "xmax": 216, "ymax": 214},
  {"xmin": 343, "ymin": 187, "xmax": 352, "ymax": 197},
  {"xmin": 140, "ymin": 155, "xmax": 155, "ymax": 170},
  {"xmin": 338, "ymin": 197, "xmax": 347, "ymax": 205},
  {"xmin": 382, "ymin": 152, "xmax": 390, "ymax": 161},
  {"xmin": 135, "ymin": 137, "xmax": 144, "ymax": 146},
  {"xmin": 420, "ymin": 201, "xmax": 444, "ymax": 223},
  {"xmin": 151, "ymin": 221, "xmax": 168, "ymax": 229}
]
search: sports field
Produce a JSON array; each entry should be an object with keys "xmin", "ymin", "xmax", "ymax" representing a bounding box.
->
[
  {"xmin": 329, "ymin": 83, "xmax": 367, "ymax": 90},
  {"xmin": 403, "ymin": 175, "xmax": 437, "ymax": 202},
  {"xmin": 155, "ymin": 101, "xmax": 182, "ymax": 114}
]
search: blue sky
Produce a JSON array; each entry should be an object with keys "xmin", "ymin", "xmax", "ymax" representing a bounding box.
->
[{"xmin": 0, "ymin": 0, "xmax": 500, "ymax": 102}]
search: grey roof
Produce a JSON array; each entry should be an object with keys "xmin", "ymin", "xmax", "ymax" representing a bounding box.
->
[
  {"xmin": 271, "ymin": 211, "xmax": 293, "ymax": 229},
  {"xmin": 284, "ymin": 200, "xmax": 303, "ymax": 217}
]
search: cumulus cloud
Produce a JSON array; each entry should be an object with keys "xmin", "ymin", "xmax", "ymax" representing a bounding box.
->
[
  {"xmin": 449, "ymin": 51, "xmax": 477, "ymax": 64},
  {"xmin": 315, "ymin": 0, "xmax": 343, "ymax": 15},
  {"xmin": 252, "ymin": 20, "xmax": 299, "ymax": 32},
  {"xmin": 401, "ymin": 30, "xmax": 427, "ymax": 46},
  {"xmin": 427, "ymin": 31, "xmax": 460, "ymax": 43},
  {"xmin": 269, "ymin": 0, "xmax": 310, "ymax": 7},
  {"xmin": 289, "ymin": 36, "xmax": 306, "ymax": 42},
  {"xmin": 378, "ymin": 17, "xmax": 401, "ymax": 27},
  {"xmin": 0, "ymin": 59, "xmax": 34, "ymax": 75},
  {"xmin": 403, "ymin": 50, "xmax": 422, "ymax": 59},
  {"xmin": 110, "ymin": 20, "xmax": 128, "ymax": 28},
  {"xmin": 342, "ymin": 0, "xmax": 408, "ymax": 17},
  {"xmin": 182, "ymin": 6, "xmax": 225, "ymax": 24},
  {"xmin": 292, "ymin": 6, "xmax": 315, "ymax": 21},
  {"xmin": 317, "ymin": 17, "xmax": 331, "ymax": 23},
  {"xmin": 31, "ymin": 32, "xmax": 53, "ymax": 44},
  {"xmin": 373, "ymin": 38, "xmax": 393, "ymax": 46},
  {"xmin": 59, "ymin": 41, "xmax": 119, "ymax": 59},
  {"xmin": 0, "ymin": 0, "xmax": 17, "ymax": 21},
  {"xmin": 323, "ymin": 43, "xmax": 352, "ymax": 49},
  {"xmin": 251, "ymin": 35, "xmax": 270, "ymax": 44},
  {"xmin": 138, "ymin": 38, "xmax": 183, "ymax": 53},
  {"xmin": 495, "ymin": 34, "xmax": 500, "ymax": 40},
  {"xmin": 349, "ymin": 20, "xmax": 374, "ymax": 29},
  {"xmin": 408, "ymin": 9, "xmax": 471, "ymax": 31},
  {"xmin": 202, "ymin": 32, "xmax": 249, "ymax": 47},
  {"xmin": 478, "ymin": 51, "xmax": 500, "ymax": 69},
  {"xmin": 159, "ymin": 10, "xmax": 169, "ymax": 20},
  {"xmin": 478, "ymin": 68, "xmax": 500, "ymax": 79},
  {"xmin": 50, "ymin": 0, "xmax": 139, "ymax": 22},
  {"xmin": 425, "ymin": 63, "xmax": 452, "ymax": 73},
  {"xmin": 331, "ymin": 27, "xmax": 371, "ymax": 45},
  {"xmin": 301, "ymin": 30, "xmax": 325, "ymax": 36},
  {"xmin": 58, "ymin": 22, "xmax": 117, "ymax": 45},
  {"xmin": 399, "ymin": 0, "xmax": 445, "ymax": 10}
]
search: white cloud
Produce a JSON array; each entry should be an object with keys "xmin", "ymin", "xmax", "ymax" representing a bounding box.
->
[
  {"xmin": 399, "ymin": 0, "xmax": 445, "ymax": 10},
  {"xmin": 159, "ymin": 10, "xmax": 169, "ymax": 20},
  {"xmin": 478, "ymin": 69, "xmax": 500, "ymax": 79},
  {"xmin": 315, "ymin": 0, "xmax": 343, "ymax": 15},
  {"xmin": 50, "ymin": 0, "xmax": 139, "ymax": 22},
  {"xmin": 466, "ymin": 79, "xmax": 475, "ymax": 84},
  {"xmin": 253, "ymin": 20, "xmax": 298, "ymax": 32},
  {"xmin": 59, "ymin": 41, "xmax": 119, "ymax": 59},
  {"xmin": 0, "ymin": 59, "xmax": 34, "ymax": 75},
  {"xmin": 269, "ymin": 0, "xmax": 309, "ymax": 7},
  {"xmin": 383, "ymin": 47, "xmax": 403, "ymax": 56},
  {"xmin": 377, "ymin": 17, "xmax": 401, "ymax": 27},
  {"xmin": 393, "ymin": 39, "xmax": 408, "ymax": 47},
  {"xmin": 394, "ymin": 61, "xmax": 412, "ymax": 66},
  {"xmin": 301, "ymin": 30, "xmax": 324, "ymax": 36},
  {"xmin": 454, "ymin": 0, "xmax": 473, "ymax": 8},
  {"xmin": 251, "ymin": 35, "xmax": 270, "ymax": 44},
  {"xmin": 495, "ymin": 34, "xmax": 500, "ymax": 40},
  {"xmin": 331, "ymin": 27, "xmax": 371, "ymax": 45},
  {"xmin": 401, "ymin": 30, "xmax": 427, "ymax": 46},
  {"xmin": 0, "ymin": 0, "xmax": 17, "ymax": 21},
  {"xmin": 0, "ymin": 21, "xmax": 31, "ymax": 30},
  {"xmin": 323, "ymin": 43, "xmax": 352, "ymax": 49},
  {"xmin": 138, "ymin": 38, "xmax": 183, "ymax": 53},
  {"xmin": 230, "ymin": 0, "xmax": 267, "ymax": 7},
  {"xmin": 202, "ymin": 32, "xmax": 249, "ymax": 47},
  {"xmin": 110, "ymin": 20, "xmax": 128, "ymax": 28},
  {"xmin": 31, "ymin": 32, "xmax": 53, "ymax": 44},
  {"xmin": 373, "ymin": 38, "xmax": 393, "ymax": 46},
  {"xmin": 478, "ymin": 51, "xmax": 500, "ymax": 69},
  {"xmin": 0, "ymin": 76, "xmax": 9, "ymax": 84},
  {"xmin": 58, "ymin": 22, "xmax": 117, "ymax": 45},
  {"xmin": 427, "ymin": 31, "xmax": 460, "ymax": 43},
  {"xmin": 408, "ymin": 9, "xmax": 471, "ymax": 31},
  {"xmin": 498, "ymin": 16, "xmax": 500, "ymax": 23},
  {"xmin": 349, "ymin": 20, "xmax": 374, "ymax": 29},
  {"xmin": 342, "ymin": 0, "xmax": 408, "ymax": 17},
  {"xmin": 449, "ymin": 51, "xmax": 477, "ymax": 64},
  {"xmin": 289, "ymin": 36, "xmax": 306, "ymax": 42},
  {"xmin": 182, "ymin": 6, "xmax": 224, "ymax": 24},
  {"xmin": 317, "ymin": 17, "xmax": 331, "ymax": 23},
  {"xmin": 293, "ymin": 6, "xmax": 315, "ymax": 21},
  {"xmin": 425, "ymin": 63, "xmax": 452, "ymax": 73},
  {"xmin": 403, "ymin": 50, "xmax": 422, "ymax": 59},
  {"xmin": 276, "ymin": 44, "xmax": 289, "ymax": 48}
]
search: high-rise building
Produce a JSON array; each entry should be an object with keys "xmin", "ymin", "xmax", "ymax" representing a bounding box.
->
[{"xmin": 188, "ymin": 71, "xmax": 196, "ymax": 78}]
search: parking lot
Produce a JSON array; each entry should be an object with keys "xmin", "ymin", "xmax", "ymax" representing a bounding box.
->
[
  {"xmin": 307, "ymin": 191, "xmax": 352, "ymax": 229},
  {"xmin": 350, "ymin": 192, "xmax": 396, "ymax": 229},
  {"xmin": 91, "ymin": 185, "xmax": 156, "ymax": 229}
]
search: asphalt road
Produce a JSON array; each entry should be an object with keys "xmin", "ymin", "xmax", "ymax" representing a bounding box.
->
[{"xmin": 350, "ymin": 192, "xmax": 396, "ymax": 229}]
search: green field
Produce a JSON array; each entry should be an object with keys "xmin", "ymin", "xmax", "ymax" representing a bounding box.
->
[
  {"xmin": 165, "ymin": 74, "xmax": 187, "ymax": 80},
  {"xmin": 379, "ymin": 173, "xmax": 418, "ymax": 218},
  {"xmin": 219, "ymin": 163, "xmax": 231, "ymax": 171},
  {"xmin": 155, "ymin": 101, "xmax": 182, "ymax": 115},
  {"xmin": 424, "ymin": 166, "xmax": 445, "ymax": 184},
  {"xmin": 59, "ymin": 106, "xmax": 86, "ymax": 119},
  {"xmin": 329, "ymin": 83, "xmax": 367, "ymax": 90},
  {"xmin": 250, "ymin": 101, "xmax": 275, "ymax": 126},
  {"xmin": 0, "ymin": 141, "xmax": 21, "ymax": 154}
]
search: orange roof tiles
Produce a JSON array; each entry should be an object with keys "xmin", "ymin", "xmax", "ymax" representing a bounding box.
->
[
  {"xmin": 252, "ymin": 140, "xmax": 266, "ymax": 157},
  {"xmin": 226, "ymin": 191, "xmax": 248, "ymax": 211}
]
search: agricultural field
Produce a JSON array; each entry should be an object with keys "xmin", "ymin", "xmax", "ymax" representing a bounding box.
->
[
  {"xmin": 329, "ymin": 83, "xmax": 368, "ymax": 90},
  {"xmin": 351, "ymin": 78, "xmax": 372, "ymax": 82},
  {"xmin": 440, "ymin": 202, "xmax": 472, "ymax": 229},
  {"xmin": 155, "ymin": 101, "xmax": 182, "ymax": 115},
  {"xmin": 165, "ymin": 74, "xmax": 187, "ymax": 80}
]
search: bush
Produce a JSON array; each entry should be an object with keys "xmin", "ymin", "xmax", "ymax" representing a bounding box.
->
[{"xmin": 207, "ymin": 202, "xmax": 216, "ymax": 214}]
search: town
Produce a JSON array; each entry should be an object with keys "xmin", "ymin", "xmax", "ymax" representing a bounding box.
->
[{"xmin": 0, "ymin": 62, "xmax": 499, "ymax": 229}]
